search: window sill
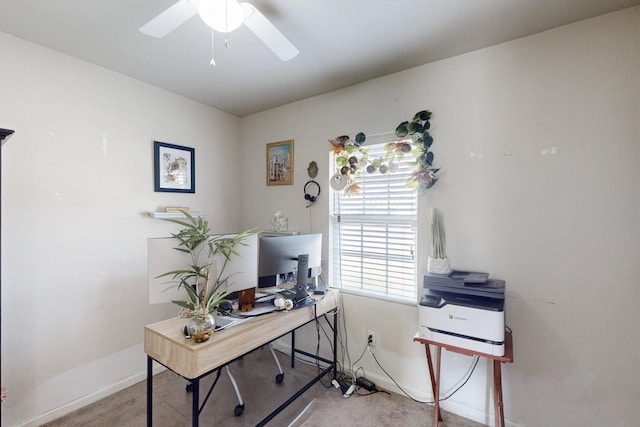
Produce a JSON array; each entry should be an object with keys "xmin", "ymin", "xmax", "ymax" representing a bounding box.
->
[{"xmin": 336, "ymin": 287, "xmax": 418, "ymax": 307}]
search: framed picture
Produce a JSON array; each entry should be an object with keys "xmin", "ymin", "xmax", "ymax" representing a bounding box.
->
[
  {"xmin": 266, "ymin": 140, "xmax": 294, "ymax": 186},
  {"xmin": 154, "ymin": 141, "xmax": 195, "ymax": 193}
]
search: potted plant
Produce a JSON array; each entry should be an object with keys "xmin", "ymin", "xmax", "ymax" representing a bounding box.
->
[
  {"xmin": 427, "ymin": 208, "xmax": 452, "ymax": 275},
  {"xmin": 157, "ymin": 211, "xmax": 255, "ymax": 342}
]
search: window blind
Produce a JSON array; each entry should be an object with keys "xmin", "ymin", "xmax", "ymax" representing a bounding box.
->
[{"xmin": 329, "ymin": 140, "xmax": 418, "ymax": 301}]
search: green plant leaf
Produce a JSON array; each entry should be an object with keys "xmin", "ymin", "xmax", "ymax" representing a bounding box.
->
[
  {"xmin": 415, "ymin": 110, "xmax": 431, "ymax": 121},
  {"xmin": 426, "ymin": 151, "xmax": 434, "ymax": 166},
  {"xmin": 424, "ymin": 135, "xmax": 433, "ymax": 148},
  {"xmin": 181, "ymin": 282, "xmax": 199, "ymax": 303},
  {"xmin": 155, "ymin": 268, "xmax": 198, "ymax": 279},
  {"xmin": 395, "ymin": 121, "xmax": 409, "ymax": 137},
  {"xmin": 406, "ymin": 178, "xmax": 419, "ymax": 189},
  {"xmin": 172, "ymin": 300, "xmax": 195, "ymax": 310},
  {"xmin": 408, "ymin": 120, "xmax": 421, "ymax": 135}
]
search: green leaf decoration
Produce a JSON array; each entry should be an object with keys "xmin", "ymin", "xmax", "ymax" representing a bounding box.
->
[
  {"xmin": 426, "ymin": 151, "xmax": 434, "ymax": 166},
  {"xmin": 406, "ymin": 178, "xmax": 420, "ymax": 189},
  {"xmin": 395, "ymin": 121, "xmax": 409, "ymax": 137},
  {"xmin": 408, "ymin": 120, "xmax": 421, "ymax": 134},
  {"xmin": 345, "ymin": 145, "xmax": 357, "ymax": 154},
  {"xmin": 424, "ymin": 135, "xmax": 433, "ymax": 148},
  {"xmin": 414, "ymin": 110, "xmax": 431, "ymax": 121},
  {"xmin": 333, "ymin": 109, "xmax": 440, "ymax": 194}
]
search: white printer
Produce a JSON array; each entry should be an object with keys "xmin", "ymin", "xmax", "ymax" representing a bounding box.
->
[{"xmin": 418, "ymin": 271, "xmax": 505, "ymax": 356}]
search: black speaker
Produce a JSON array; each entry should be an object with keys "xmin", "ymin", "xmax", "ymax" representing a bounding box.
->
[{"xmin": 296, "ymin": 254, "xmax": 309, "ymax": 301}]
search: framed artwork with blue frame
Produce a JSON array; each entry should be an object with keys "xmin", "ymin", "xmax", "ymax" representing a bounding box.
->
[{"xmin": 154, "ymin": 141, "xmax": 195, "ymax": 193}]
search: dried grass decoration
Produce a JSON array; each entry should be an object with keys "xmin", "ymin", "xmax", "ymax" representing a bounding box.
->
[{"xmin": 427, "ymin": 208, "xmax": 452, "ymax": 275}]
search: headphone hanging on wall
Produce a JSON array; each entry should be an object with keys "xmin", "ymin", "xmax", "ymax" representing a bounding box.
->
[{"xmin": 304, "ymin": 180, "xmax": 321, "ymax": 207}]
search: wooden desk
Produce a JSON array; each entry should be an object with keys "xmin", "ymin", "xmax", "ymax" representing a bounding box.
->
[
  {"xmin": 145, "ymin": 290, "xmax": 339, "ymax": 427},
  {"xmin": 413, "ymin": 332, "xmax": 513, "ymax": 427}
]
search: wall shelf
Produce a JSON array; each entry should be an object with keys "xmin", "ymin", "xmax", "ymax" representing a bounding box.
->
[{"xmin": 148, "ymin": 212, "xmax": 204, "ymax": 219}]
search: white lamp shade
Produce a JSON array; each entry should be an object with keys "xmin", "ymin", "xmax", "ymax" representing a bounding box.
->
[{"xmin": 198, "ymin": 0, "xmax": 244, "ymax": 33}]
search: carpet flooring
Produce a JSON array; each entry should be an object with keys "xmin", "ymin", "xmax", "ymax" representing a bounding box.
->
[{"xmin": 42, "ymin": 347, "xmax": 483, "ymax": 426}]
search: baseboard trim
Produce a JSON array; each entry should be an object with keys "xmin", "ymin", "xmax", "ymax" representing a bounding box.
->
[{"xmin": 16, "ymin": 365, "xmax": 166, "ymax": 427}]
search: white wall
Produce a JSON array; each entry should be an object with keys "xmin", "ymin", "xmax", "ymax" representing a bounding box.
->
[
  {"xmin": 0, "ymin": 33, "xmax": 243, "ymax": 426},
  {"xmin": 2, "ymin": 6, "xmax": 638, "ymax": 427},
  {"xmin": 240, "ymin": 7, "xmax": 640, "ymax": 426}
]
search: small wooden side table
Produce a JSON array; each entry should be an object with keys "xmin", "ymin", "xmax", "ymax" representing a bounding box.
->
[{"xmin": 413, "ymin": 332, "xmax": 513, "ymax": 427}]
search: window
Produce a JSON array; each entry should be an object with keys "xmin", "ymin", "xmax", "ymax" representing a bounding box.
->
[{"xmin": 329, "ymin": 138, "xmax": 418, "ymax": 301}]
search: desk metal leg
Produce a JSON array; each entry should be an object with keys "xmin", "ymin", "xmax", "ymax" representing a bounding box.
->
[
  {"xmin": 191, "ymin": 378, "xmax": 199, "ymax": 427},
  {"xmin": 147, "ymin": 357, "xmax": 153, "ymax": 427},
  {"xmin": 493, "ymin": 360, "xmax": 504, "ymax": 427},
  {"xmin": 290, "ymin": 329, "xmax": 296, "ymax": 368},
  {"xmin": 422, "ymin": 344, "xmax": 443, "ymax": 425},
  {"xmin": 434, "ymin": 346, "xmax": 442, "ymax": 426},
  {"xmin": 332, "ymin": 312, "xmax": 338, "ymax": 380}
]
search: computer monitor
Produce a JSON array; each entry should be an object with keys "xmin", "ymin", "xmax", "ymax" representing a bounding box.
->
[
  {"xmin": 148, "ymin": 233, "xmax": 258, "ymax": 304},
  {"xmin": 258, "ymin": 233, "xmax": 322, "ymax": 304}
]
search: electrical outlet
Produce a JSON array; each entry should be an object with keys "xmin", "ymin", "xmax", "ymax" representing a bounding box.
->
[{"xmin": 367, "ymin": 329, "xmax": 376, "ymax": 347}]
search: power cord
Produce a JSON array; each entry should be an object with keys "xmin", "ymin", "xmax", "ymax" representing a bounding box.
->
[
  {"xmin": 440, "ymin": 355, "xmax": 479, "ymax": 401},
  {"xmin": 312, "ymin": 291, "xmax": 508, "ymax": 403},
  {"xmin": 318, "ymin": 293, "xmax": 365, "ymax": 397},
  {"xmin": 365, "ymin": 340, "xmax": 480, "ymax": 404}
]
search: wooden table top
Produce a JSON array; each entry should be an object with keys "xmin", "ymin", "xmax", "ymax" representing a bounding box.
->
[{"xmin": 145, "ymin": 290, "xmax": 339, "ymax": 379}]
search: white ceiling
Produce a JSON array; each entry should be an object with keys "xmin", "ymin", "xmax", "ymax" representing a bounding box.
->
[{"xmin": 1, "ymin": 0, "xmax": 638, "ymax": 117}]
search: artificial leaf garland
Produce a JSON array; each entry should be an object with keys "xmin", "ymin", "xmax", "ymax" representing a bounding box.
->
[{"xmin": 329, "ymin": 110, "xmax": 440, "ymax": 195}]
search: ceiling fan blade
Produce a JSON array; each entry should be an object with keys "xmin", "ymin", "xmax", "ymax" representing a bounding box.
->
[
  {"xmin": 140, "ymin": 0, "xmax": 198, "ymax": 38},
  {"xmin": 240, "ymin": 3, "xmax": 299, "ymax": 61}
]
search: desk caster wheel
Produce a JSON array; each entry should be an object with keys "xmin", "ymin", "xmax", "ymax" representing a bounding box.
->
[
  {"xmin": 234, "ymin": 404, "xmax": 244, "ymax": 416},
  {"xmin": 186, "ymin": 383, "xmax": 193, "ymax": 392},
  {"xmin": 275, "ymin": 373, "xmax": 284, "ymax": 383}
]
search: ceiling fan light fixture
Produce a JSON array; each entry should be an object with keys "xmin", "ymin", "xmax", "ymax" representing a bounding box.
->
[{"xmin": 198, "ymin": 0, "xmax": 244, "ymax": 33}]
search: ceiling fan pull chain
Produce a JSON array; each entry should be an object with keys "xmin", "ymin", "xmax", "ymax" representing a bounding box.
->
[
  {"xmin": 210, "ymin": 28, "xmax": 216, "ymax": 67},
  {"xmin": 224, "ymin": 0, "xmax": 230, "ymax": 48}
]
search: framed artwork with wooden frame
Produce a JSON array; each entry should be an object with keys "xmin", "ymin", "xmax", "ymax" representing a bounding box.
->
[
  {"xmin": 154, "ymin": 141, "xmax": 195, "ymax": 193},
  {"xmin": 266, "ymin": 140, "xmax": 294, "ymax": 186}
]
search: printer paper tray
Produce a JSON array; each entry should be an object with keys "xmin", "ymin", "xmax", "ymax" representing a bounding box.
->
[{"xmin": 418, "ymin": 326, "xmax": 505, "ymax": 356}]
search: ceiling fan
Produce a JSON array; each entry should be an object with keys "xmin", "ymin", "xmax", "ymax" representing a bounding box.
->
[{"xmin": 139, "ymin": 0, "xmax": 299, "ymax": 61}]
